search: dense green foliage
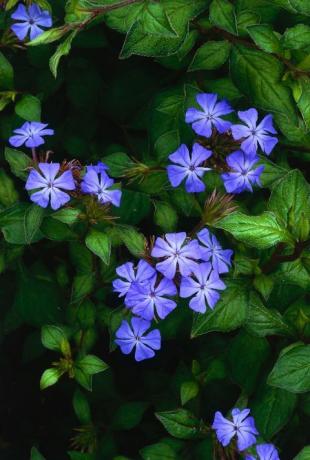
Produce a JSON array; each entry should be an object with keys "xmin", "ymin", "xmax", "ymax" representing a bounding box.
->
[{"xmin": 0, "ymin": 0, "xmax": 309, "ymax": 459}]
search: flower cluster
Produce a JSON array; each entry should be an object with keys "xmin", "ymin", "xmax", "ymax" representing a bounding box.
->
[
  {"xmin": 212, "ymin": 408, "xmax": 280, "ymax": 459},
  {"xmin": 9, "ymin": 121, "xmax": 122, "ymax": 210},
  {"xmin": 113, "ymin": 229, "xmax": 232, "ymax": 361},
  {"xmin": 167, "ymin": 93, "xmax": 278, "ymax": 195},
  {"xmin": 11, "ymin": 3, "xmax": 52, "ymax": 41}
]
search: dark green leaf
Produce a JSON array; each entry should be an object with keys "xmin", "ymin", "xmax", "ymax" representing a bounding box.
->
[
  {"xmin": 15, "ymin": 94, "xmax": 41, "ymax": 121},
  {"xmin": 85, "ymin": 229, "xmax": 111, "ymax": 264},
  {"xmin": 189, "ymin": 41, "xmax": 231, "ymax": 71},
  {"xmin": 155, "ymin": 409, "xmax": 202, "ymax": 439},
  {"xmin": 209, "ymin": 0, "xmax": 237, "ymax": 35}
]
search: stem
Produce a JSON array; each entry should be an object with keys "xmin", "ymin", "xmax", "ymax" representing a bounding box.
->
[
  {"xmin": 262, "ymin": 239, "xmax": 310, "ymax": 274},
  {"xmin": 31, "ymin": 147, "xmax": 37, "ymax": 163}
]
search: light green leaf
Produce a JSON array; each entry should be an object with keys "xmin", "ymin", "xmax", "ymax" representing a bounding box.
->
[
  {"xmin": 180, "ymin": 381, "xmax": 199, "ymax": 405},
  {"xmin": 247, "ymin": 24, "xmax": 281, "ymax": 53},
  {"xmin": 28, "ymin": 27, "xmax": 69, "ymax": 46},
  {"xmin": 293, "ymin": 447, "xmax": 310, "ymax": 460},
  {"xmin": 155, "ymin": 409, "xmax": 202, "ymax": 439},
  {"xmin": 5, "ymin": 147, "xmax": 32, "ymax": 180},
  {"xmin": 40, "ymin": 367, "xmax": 63, "ymax": 390},
  {"xmin": 50, "ymin": 31, "xmax": 78, "ymax": 78},
  {"xmin": 41, "ymin": 325, "xmax": 69, "ymax": 353},
  {"xmin": 215, "ymin": 211, "xmax": 293, "ymax": 249},
  {"xmin": 189, "ymin": 40, "xmax": 231, "ymax": 71},
  {"xmin": 75, "ymin": 354, "xmax": 109, "ymax": 375},
  {"xmin": 85, "ymin": 229, "xmax": 111, "ymax": 265},
  {"xmin": 154, "ymin": 201, "xmax": 178, "ymax": 232},
  {"xmin": 30, "ymin": 446, "xmax": 46, "ymax": 460},
  {"xmin": 0, "ymin": 169, "xmax": 18, "ymax": 207},
  {"xmin": 268, "ymin": 343, "xmax": 310, "ymax": 393}
]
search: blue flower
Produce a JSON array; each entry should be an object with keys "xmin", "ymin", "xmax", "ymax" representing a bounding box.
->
[
  {"xmin": 167, "ymin": 143, "xmax": 212, "ymax": 193},
  {"xmin": 231, "ymin": 109, "xmax": 278, "ymax": 155},
  {"xmin": 197, "ymin": 228, "xmax": 233, "ymax": 274},
  {"xmin": 81, "ymin": 166, "xmax": 121, "ymax": 207},
  {"xmin": 212, "ymin": 408, "xmax": 258, "ymax": 451},
  {"xmin": 112, "ymin": 260, "xmax": 156, "ymax": 302},
  {"xmin": 126, "ymin": 274, "xmax": 177, "ymax": 320},
  {"xmin": 151, "ymin": 232, "xmax": 201, "ymax": 279},
  {"xmin": 25, "ymin": 163, "xmax": 75, "ymax": 210},
  {"xmin": 87, "ymin": 161, "xmax": 109, "ymax": 173},
  {"xmin": 180, "ymin": 262, "xmax": 226, "ymax": 313},
  {"xmin": 221, "ymin": 150, "xmax": 264, "ymax": 194},
  {"xmin": 11, "ymin": 3, "xmax": 52, "ymax": 41},
  {"xmin": 9, "ymin": 121, "xmax": 54, "ymax": 148},
  {"xmin": 185, "ymin": 93, "xmax": 233, "ymax": 138},
  {"xmin": 245, "ymin": 443, "xmax": 280, "ymax": 460},
  {"xmin": 115, "ymin": 318, "xmax": 161, "ymax": 362}
]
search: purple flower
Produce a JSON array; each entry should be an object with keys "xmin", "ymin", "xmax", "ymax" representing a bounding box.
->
[
  {"xmin": 115, "ymin": 318, "xmax": 161, "ymax": 362},
  {"xmin": 87, "ymin": 161, "xmax": 109, "ymax": 173},
  {"xmin": 126, "ymin": 274, "xmax": 177, "ymax": 320},
  {"xmin": 197, "ymin": 228, "xmax": 233, "ymax": 274},
  {"xmin": 9, "ymin": 121, "xmax": 54, "ymax": 148},
  {"xmin": 167, "ymin": 143, "xmax": 212, "ymax": 193},
  {"xmin": 11, "ymin": 3, "xmax": 52, "ymax": 41},
  {"xmin": 221, "ymin": 150, "xmax": 264, "ymax": 194},
  {"xmin": 151, "ymin": 232, "xmax": 201, "ymax": 280},
  {"xmin": 231, "ymin": 109, "xmax": 278, "ymax": 155},
  {"xmin": 112, "ymin": 260, "xmax": 156, "ymax": 301},
  {"xmin": 81, "ymin": 167, "xmax": 121, "ymax": 207},
  {"xmin": 185, "ymin": 93, "xmax": 233, "ymax": 138},
  {"xmin": 245, "ymin": 444, "xmax": 280, "ymax": 460},
  {"xmin": 25, "ymin": 163, "xmax": 75, "ymax": 210},
  {"xmin": 180, "ymin": 262, "xmax": 225, "ymax": 313},
  {"xmin": 212, "ymin": 408, "xmax": 258, "ymax": 451}
]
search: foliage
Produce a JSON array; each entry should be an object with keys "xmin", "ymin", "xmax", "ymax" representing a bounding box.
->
[{"xmin": 0, "ymin": 0, "xmax": 309, "ymax": 459}]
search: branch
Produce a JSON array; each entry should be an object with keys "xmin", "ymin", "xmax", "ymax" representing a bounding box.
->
[{"xmin": 262, "ymin": 240, "xmax": 310, "ymax": 274}]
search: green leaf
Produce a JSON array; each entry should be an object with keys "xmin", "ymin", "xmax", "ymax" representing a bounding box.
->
[
  {"xmin": 293, "ymin": 447, "xmax": 310, "ymax": 460},
  {"xmin": 74, "ymin": 366, "xmax": 93, "ymax": 391},
  {"xmin": 252, "ymin": 386, "xmax": 297, "ymax": 439},
  {"xmin": 0, "ymin": 203, "xmax": 44, "ymax": 245},
  {"xmin": 73, "ymin": 389, "xmax": 92, "ymax": 424},
  {"xmin": 180, "ymin": 381, "xmax": 199, "ymax": 406},
  {"xmin": 268, "ymin": 343, "xmax": 310, "ymax": 393},
  {"xmin": 51, "ymin": 208, "xmax": 80, "ymax": 225},
  {"xmin": 41, "ymin": 325, "xmax": 69, "ymax": 353},
  {"xmin": 228, "ymin": 331, "xmax": 270, "ymax": 393},
  {"xmin": 0, "ymin": 52, "xmax": 14, "ymax": 90},
  {"xmin": 140, "ymin": 442, "xmax": 177, "ymax": 460},
  {"xmin": 23, "ymin": 204, "xmax": 45, "ymax": 245},
  {"xmin": 40, "ymin": 367, "xmax": 63, "ymax": 390},
  {"xmin": 112, "ymin": 401, "xmax": 148, "ymax": 430},
  {"xmin": 85, "ymin": 229, "xmax": 111, "ymax": 265},
  {"xmin": 114, "ymin": 189, "xmax": 151, "ymax": 225},
  {"xmin": 215, "ymin": 211, "xmax": 293, "ymax": 249},
  {"xmin": 253, "ymin": 274, "xmax": 274, "ymax": 301},
  {"xmin": 188, "ymin": 41, "xmax": 231, "ymax": 71},
  {"xmin": 75, "ymin": 354, "xmax": 109, "ymax": 376},
  {"xmin": 5, "ymin": 147, "xmax": 32, "ymax": 180},
  {"xmin": 247, "ymin": 24, "xmax": 281, "ymax": 53},
  {"xmin": 295, "ymin": 76, "xmax": 310, "ymax": 131},
  {"xmin": 30, "ymin": 447, "xmax": 46, "ymax": 460},
  {"xmin": 15, "ymin": 94, "xmax": 41, "ymax": 121},
  {"xmin": 154, "ymin": 201, "xmax": 178, "ymax": 232},
  {"xmin": 191, "ymin": 280, "xmax": 249, "ymax": 337},
  {"xmin": 0, "ymin": 169, "xmax": 18, "ymax": 207},
  {"xmin": 246, "ymin": 293, "xmax": 294, "ymax": 338},
  {"xmin": 114, "ymin": 225, "xmax": 146, "ymax": 257},
  {"xmin": 103, "ymin": 152, "xmax": 133, "ymax": 177},
  {"xmin": 28, "ymin": 27, "xmax": 69, "ymax": 46},
  {"xmin": 155, "ymin": 409, "xmax": 202, "ymax": 439},
  {"xmin": 282, "ymin": 24, "xmax": 310, "ymax": 50},
  {"xmin": 209, "ymin": 0, "xmax": 237, "ymax": 35},
  {"xmin": 268, "ymin": 170, "xmax": 310, "ymax": 240},
  {"xmin": 230, "ymin": 44, "xmax": 299, "ymax": 138},
  {"xmin": 50, "ymin": 31, "xmax": 78, "ymax": 78},
  {"xmin": 71, "ymin": 273, "xmax": 94, "ymax": 304},
  {"xmin": 41, "ymin": 217, "xmax": 77, "ymax": 241}
]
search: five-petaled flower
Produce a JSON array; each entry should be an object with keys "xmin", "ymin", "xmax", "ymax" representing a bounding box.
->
[
  {"xmin": 126, "ymin": 274, "xmax": 177, "ymax": 320},
  {"xmin": 115, "ymin": 318, "xmax": 161, "ymax": 362},
  {"xmin": 245, "ymin": 443, "xmax": 280, "ymax": 460},
  {"xmin": 185, "ymin": 93, "xmax": 233, "ymax": 138},
  {"xmin": 112, "ymin": 260, "xmax": 156, "ymax": 303},
  {"xmin": 25, "ymin": 163, "xmax": 75, "ymax": 210},
  {"xmin": 9, "ymin": 121, "xmax": 54, "ymax": 148},
  {"xmin": 212, "ymin": 408, "xmax": 258, "ymax": 451},
  {"xmin": 151, "ymin": 232, "xmax": 201, "ymax": 280},
  {"xmin": 221, "ymin": 151, "xmax": 264, "ymax": 194},
  {"xmin": 197, "ymin": 228, "xmax": 233, "ymax": 274},
  {"xmin": 167, "ymin": 143, "xmax": 212, "ymax": 193},
  {"xmin": 81, "ymin": 165, "xmax": 122, "ymax": 207},
  {"xmin": 180, "ymin": 262, "xmax": 226, "ymax": 312},
  {"xmin": 11, "ymin": 3, "xmax": 52, "ymax": 41},
  {"xmin": 231, "ymin": 109, "xmax": 278, "ymax": 155}
]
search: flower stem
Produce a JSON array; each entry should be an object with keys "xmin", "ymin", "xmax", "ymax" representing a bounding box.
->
[{"xmin": 31, "ymin": 147, "xmax": 37, "ymax": 163}]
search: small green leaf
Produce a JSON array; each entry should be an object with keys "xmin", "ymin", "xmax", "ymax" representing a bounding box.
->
[
  {"xmin": 189, "ymin": 41, "xmax": 231, "ymax": 71},
  {"xmin": 71, "ymin": 273, "xmax": 94, "ymax": 304},
  {"xmin": 140, "ymin": 442, "xmax": 177, "ymax": 460},
  {"xmin": 75, "ymin": 354, "xmax": 108, "ymax": 375},
  {"xmin": 0, "ymin": 52, "xmax": 14, "ymax": 90},
  {"xmin": 180, "ymin": 381, "xmax": 199, "ymax": 405},
  {"xmin": 282, "ymin": 24, "xmax": 310, "ymax": 50},
  {"xmin": 50, "ymin": 31, "xmax": 77, "ymax": 78},
  {"xmin": 51, "ymin": 208, "xmax": 80, "ymax": 225},
  {"xmin": 115, "ymin": 225, "xmax": 146, "ymax": 257},
  {"xmin": 73, "ymin": 389, "xmax": 92, "ymax": 424},
  {"xmin": 154, "ymin": 201, "xmax": 178, "ymax": 232},
  {"xmin": 5, "ymin": 147, "xmax": 32, "ymax": 180},
  {"xmin": 0, "ymin": 169, "xmax": 18, "ymax": 207},
  {"xmin": 155, "ymin": 409, "xmax": 202, "ymax": 439},
  {"xmin": 293, "ymin": 447, "xmax": 310, "ymax": 460},
  {"xmin": 30, "ymin": 446, "xmax": 46, "ymax": 460},
  {"xmin": 41, "ymin": 325, "xmax": 69, "ymax": 353},
  {"xmin": 85, "ymin": 229, "xmax": 111, "ymax": 265},
  {"xmin": 247, "ymin": 24, "xmax": 281, "ymax": 53},
  {"xmin": 28, "ymin": 27, "xmax": 69, "ymax": 46},
  {"xmin": 15, "ymin": 94, "xmax": 41, "ymax": 121},
  {"xmin": 215, "ymin": 211, "xmax": 293, "ymax": 249},
  {"xmin": 112, "ymin": 401, "xmax": 148, "ymax": 430},
  {"xmin": 209, "ymin": 0, "xmax": 237, "ymax": 35},
  {"xmin": 268, "ymin": 343, "xmax": 310, "ymax": 393},
  {"xmin": 103, "ymin": 152, "xmax": 133, "ymax": 177},
  {"xmin": 40, "ymin": 367, "xmax": 63, "ymax": 390}
]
